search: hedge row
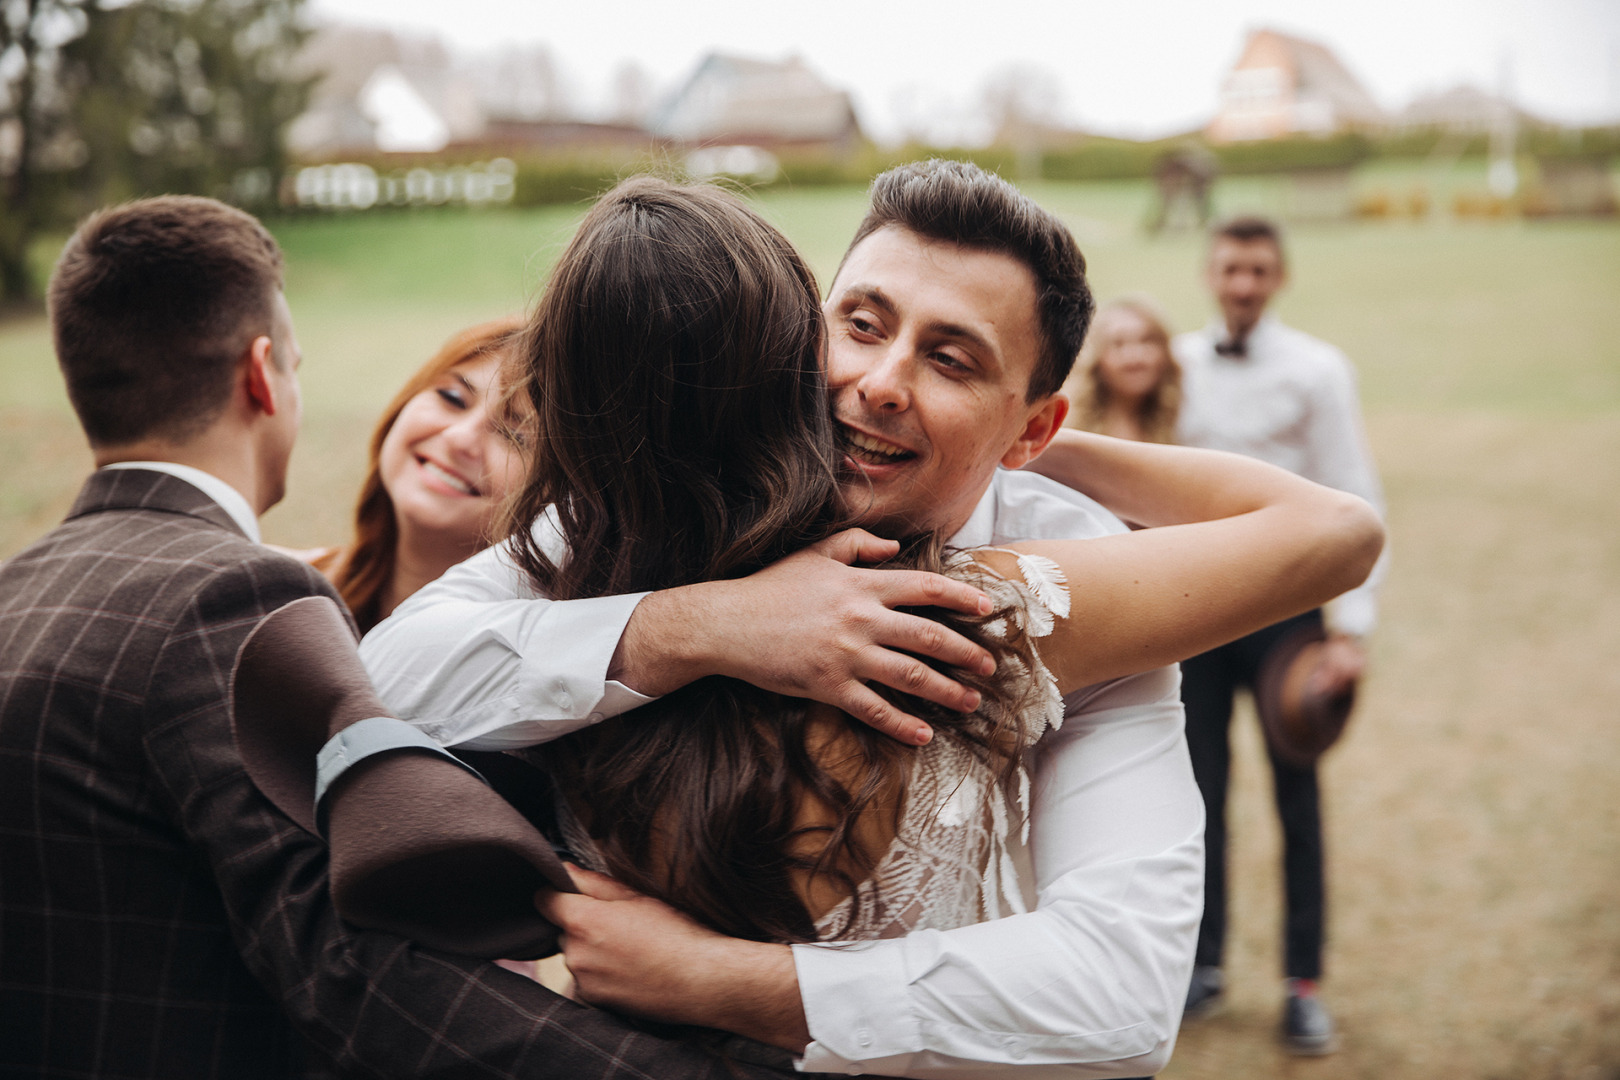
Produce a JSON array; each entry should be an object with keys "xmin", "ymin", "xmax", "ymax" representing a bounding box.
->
[{"xmin": 297, "ymin": 126, "xmax": 1620, "ymax": 210}]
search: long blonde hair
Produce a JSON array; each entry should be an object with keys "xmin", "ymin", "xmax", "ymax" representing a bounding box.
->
[{"xmin": 1064, "ymin": 295, "xmax": 1182, "ymax": 444}]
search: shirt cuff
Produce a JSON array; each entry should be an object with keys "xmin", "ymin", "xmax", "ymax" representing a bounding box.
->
[
  {"xmin": 514, "ymin": 591, "xmax": 654, "ymax": 720},
  {"xmin": 792, "ymin": 938, "xmax": 924, "ymax": 1072},
  {"xmin": 1323, "ymin": 588, "xmax": 1376, "ymax": 638}
]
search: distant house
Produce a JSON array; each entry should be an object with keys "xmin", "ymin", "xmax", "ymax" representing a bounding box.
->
[
  {"xmin": 1397, "ymin": 85, "xmax": 1540, "ymax": 133},
  {"xmin": 1208, "ymin": 29, "xmax": 1384, "ymax": 143},
  {"xmin": 287, "ymin": 25, "xmax": 485, "ymax": 158},
  {"xmin": 651, "ymin": 53, "xmax": 863, "ymax": 155}
]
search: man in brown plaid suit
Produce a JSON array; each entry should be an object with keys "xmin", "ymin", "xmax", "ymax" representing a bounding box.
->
[{"xmin": 0, "ymin": 196, "xmax": 804, "ymax": 1078}]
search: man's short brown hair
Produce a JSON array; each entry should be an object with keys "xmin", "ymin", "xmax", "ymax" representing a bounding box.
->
[
  {"xmin": 841, "ymin": 160, "xmax": 1094, "ymax": 402},
  {"xmin": 1213, "ymin": 215, "xmax": 1286, "ymax": 260},
  {"xmin": 49, "ymin": 195, "xmax": 285, "ymax": 447}
]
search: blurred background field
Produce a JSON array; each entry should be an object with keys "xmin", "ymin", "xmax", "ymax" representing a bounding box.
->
[{"xmin": 2, "ymin": 175, "xmax": 1617, "ymax": 1077}]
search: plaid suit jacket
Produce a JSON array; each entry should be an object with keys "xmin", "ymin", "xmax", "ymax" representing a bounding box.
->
[{"xmin": 0, "ymin": 468, "xmax": 803, "ymax": 1080}]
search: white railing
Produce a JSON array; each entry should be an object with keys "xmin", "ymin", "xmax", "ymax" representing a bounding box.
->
[{"xmin": 292, "ymin": 158, "xmax": 517, "ymax": 210}]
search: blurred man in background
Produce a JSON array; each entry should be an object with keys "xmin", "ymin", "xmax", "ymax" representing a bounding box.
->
[{"xmin": 1173, "ymin": 216, "xmax": 1386, "ymax": 1055}]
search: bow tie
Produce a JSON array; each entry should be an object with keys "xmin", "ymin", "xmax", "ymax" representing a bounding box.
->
[{"xmin": 1214, "ymin": 337, "xmax": 1248, "ymax": 358}]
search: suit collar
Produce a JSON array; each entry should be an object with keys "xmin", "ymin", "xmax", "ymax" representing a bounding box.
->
[{"xmin": 68, "ymin": 467, "xmax": 252, "ymax": 540}]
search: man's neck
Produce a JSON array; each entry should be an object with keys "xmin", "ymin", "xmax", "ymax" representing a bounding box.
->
[
  {"xmin": 1222, "ymin": 312, "xmax": 1269, "ymax": 343},
  {"xmin": 94, "ymin": 431, "xmax": 264, "ymax": 515}
]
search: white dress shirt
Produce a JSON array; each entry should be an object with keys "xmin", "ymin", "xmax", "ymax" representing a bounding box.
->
[
  {"xmin": 99, "ymin": 461, "xmax": 261, "ymax": 542},
  {"xmin": 360, "ymin": 470, "xmax": 1204, "ymax": 1078},
  {"xmin": 1174, "ymin": 317, "xmax": 1386, "ymax": 637}
]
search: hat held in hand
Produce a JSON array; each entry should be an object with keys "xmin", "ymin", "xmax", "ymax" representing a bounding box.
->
[
  {"xmin": 1255, "ymin": 621, "xmax": 1358, "ymax": 770},
  {"xmin": 230, "ymin": 595, "xmax": 573, "ymax": 960}
]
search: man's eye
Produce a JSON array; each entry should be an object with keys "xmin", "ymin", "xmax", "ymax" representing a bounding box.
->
[
  {"xmin": 848, "ymin": 314, "xmax": 880, "ymax": 335},
  {"xmin": 933, "ymin": 351, "xmax": 969, "ymax": 371}
]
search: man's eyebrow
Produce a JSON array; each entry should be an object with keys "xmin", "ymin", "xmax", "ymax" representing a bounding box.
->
[
  {"xmin": 836, "ymin": 283, "xmax": 896, "ymax": 316},
  {"xmin": 925, "ymin": 319, "xmax": 995, "ymax": 358}
]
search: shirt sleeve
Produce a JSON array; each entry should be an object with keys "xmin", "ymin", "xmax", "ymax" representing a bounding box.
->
[
  {"xmin": 791, "ymin": 666, "xmax": 1204, "ymax": 1078},
  {"xmin": 358, "ymin": 542, "xmax": 656, "ymax": 750},
  {"xmin": 1306, "ymin": 351, "xmax": 1387, "ymax": 637}
]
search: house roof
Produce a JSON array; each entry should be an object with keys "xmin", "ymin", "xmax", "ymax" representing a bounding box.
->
[
  {"xmin": 652, "ymin": 52, "xmax": 861, "ymax": 145},
  {"xmin": 1212, "ymin": 27, "xmax": 1386, "ymax": 140}
]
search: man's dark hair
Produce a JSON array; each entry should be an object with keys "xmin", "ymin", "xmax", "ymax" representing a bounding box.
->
[
  {"xmin": 1213, "ymin": 215, "xmax": 1286, "ymax": 259},
  {"xmin": 48, "ymin": 195, "xmax": 285, "ymax": 447},
  {"xmin": 841, "ymin": 160, "xmax": 1093, "ymax": 402}
]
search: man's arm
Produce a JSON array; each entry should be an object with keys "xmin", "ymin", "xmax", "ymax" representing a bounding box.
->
[
  {"xmin": 361, "ymin": 529, "xmax": 995, "ymax": 749},
  {"xmin": 149, "ymin": 554, "xmax": 795, "ymax": 1079},
  {"xmin": 540, "ymin": 668, "xmax": 1203, "ymax": 1079}
]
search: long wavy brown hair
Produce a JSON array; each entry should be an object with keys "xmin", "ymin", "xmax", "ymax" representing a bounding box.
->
[
  {"xmin": 1064, "ymin": 296, "xmax": 1182, "ymax": 444},
  {"xmin": 504, "ymin": 177, "xmax": 1044, "ymax": 944},
  {"xmin": 315, "ymin": 317, "xmax": 527, "ymax": 631}
]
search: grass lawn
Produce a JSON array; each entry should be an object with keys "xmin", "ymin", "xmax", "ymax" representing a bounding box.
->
[{"xmin": 2, "ymin": 176, "xmax": 1617, "ymax": 1078}]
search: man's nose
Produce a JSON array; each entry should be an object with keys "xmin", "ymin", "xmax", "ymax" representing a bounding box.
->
[{"xmin": 852, "ymin": 346, "xmax": 912, "ymax": 413}]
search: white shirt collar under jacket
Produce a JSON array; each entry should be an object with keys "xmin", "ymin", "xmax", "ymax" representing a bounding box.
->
[{"xmin": 100, "ymin": 461, "xmax": 262, "ymax": 544}]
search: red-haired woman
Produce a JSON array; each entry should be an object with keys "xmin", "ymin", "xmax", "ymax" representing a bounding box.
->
[{"xmin": 297, "ymin": 318, "xmax": 531, "ymax": 631}]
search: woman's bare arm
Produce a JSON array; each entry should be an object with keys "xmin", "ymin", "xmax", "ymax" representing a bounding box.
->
[{"xmin": 984, "ymin": 435, "xmax": 1384, "ymax": 694}]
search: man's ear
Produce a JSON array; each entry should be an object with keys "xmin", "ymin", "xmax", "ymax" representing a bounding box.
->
[
  {"xmin": 1000, "ymin": 394, "xmax": 1069, "ymax": 470},
  {"xmin": 242, "ymin": 335, "xmax": 281, "ymax": 417}
]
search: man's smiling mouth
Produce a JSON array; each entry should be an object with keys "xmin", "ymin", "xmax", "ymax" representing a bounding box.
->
[{"xmin": 839, "ymin": 424, "xmax": 917, "ymax": 467}]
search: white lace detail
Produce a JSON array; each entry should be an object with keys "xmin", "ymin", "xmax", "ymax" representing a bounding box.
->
[
  {"xmin": 814, "ymin": 549, "xmax": 1068, "ymax": 940},
  {"xmin": 554, "ymin": 549, "xmax": 1071, "ymax": 944}
]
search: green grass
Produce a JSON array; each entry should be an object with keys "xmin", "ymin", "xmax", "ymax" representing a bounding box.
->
[{"xmin": 2, "ymin": 177, "xmax": 1618, "ymax": 1078}]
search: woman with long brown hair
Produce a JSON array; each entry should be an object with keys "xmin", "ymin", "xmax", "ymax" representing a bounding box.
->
[
  {"xmin": 299, "ymin": 318, "xmax": 530, "ymax": 631},
  {"xmin": 472, "ymin": 176, "xmax": 1380, "ymax": 947},
  {"xmin": 1062, "ymin": 295, "xmax": 1182, "ymax": 444}
]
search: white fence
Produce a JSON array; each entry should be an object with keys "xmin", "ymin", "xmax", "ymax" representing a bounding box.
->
[{"xmin": 292, "ymin": 159, "xmax": 517, "ymax": 210}]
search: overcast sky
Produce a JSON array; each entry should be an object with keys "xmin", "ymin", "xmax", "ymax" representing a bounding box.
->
[{"xmin": 311, "ymin": 0, "xmax": 1620, "ymax": 142}]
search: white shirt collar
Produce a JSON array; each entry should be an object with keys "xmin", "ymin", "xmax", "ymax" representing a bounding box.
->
[
  {"xmin": 1206, "ymin": 314, "xmax": 1279, "ymax": 352},
  {"xmin": 947, "ymin": 474, "xmax": 1000, "ymax": 549},
  {"xmin": 99, "ymin": 461, "xmax": 261, "ymax": 543}
]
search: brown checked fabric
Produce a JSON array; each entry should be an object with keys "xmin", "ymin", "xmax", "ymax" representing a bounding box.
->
[
  {"xmin": 0, "ymin": 468, "xmax": 807, "ymax": 1079},
  {"xmin": 232, "ymin": 595, "xmax": 576, "ymax": 959}
]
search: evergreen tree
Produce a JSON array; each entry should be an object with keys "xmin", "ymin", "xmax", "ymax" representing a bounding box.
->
[{"xmin": 0, "ymin": 0, "xmax": 310, "ymax": 301}]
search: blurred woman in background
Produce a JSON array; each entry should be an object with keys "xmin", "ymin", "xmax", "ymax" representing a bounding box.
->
[
  {"xmin": 301, "ymin": 317, "xmax": 530, "ymax": 631},
  {"xmin": 1063, "ymin": 295, "xmax": 1181, "ymax": 443}
]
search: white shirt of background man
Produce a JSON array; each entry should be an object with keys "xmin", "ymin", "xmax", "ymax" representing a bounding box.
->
[{"xmin": 1174, "ymin": 316, "xmax": 1386, "ymax": 637}]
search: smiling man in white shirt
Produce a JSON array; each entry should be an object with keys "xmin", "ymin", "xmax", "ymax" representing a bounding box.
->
[
  {"xmin": 362, "ymin": 160, "xmax": 1202, "ymax": 1078},
  {"xmin": 1171, "ymin": 216, "xmax": 1386, "ymax": 1055}
]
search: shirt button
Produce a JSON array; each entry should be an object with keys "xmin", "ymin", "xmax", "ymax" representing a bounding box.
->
[
  {"xmin": 856, "ymin": 1029, "xmax": 872, "ymax": 1048},
  {"xmin": 587, "ymin": 711, "xmax": 605, "ymax": 724},
  {"xmin": 846, "ymin": 1065, "xmax": 862, "ymax": 1076},
  {"xmin": 556, "ymin": 690, "xmax": 573, "ymax": 711}
]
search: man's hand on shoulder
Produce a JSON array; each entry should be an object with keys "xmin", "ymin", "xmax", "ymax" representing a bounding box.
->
[
  {"xmin": 536, "ymin": 866, "xmax": 810, "ymax": 1053},
  {"xmin": 609, "ymin": 529, "xmax": 995, "ymax": 746}
]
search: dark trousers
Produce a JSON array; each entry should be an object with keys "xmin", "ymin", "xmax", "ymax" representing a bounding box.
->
[{"xmin": 1181, "ymin": 609, "xmax": 1326, "ymax": 980}]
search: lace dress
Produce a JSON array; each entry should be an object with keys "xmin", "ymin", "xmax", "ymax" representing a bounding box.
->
[{"xmin": 557, "ymin": 550, "xmax": 1071, "ymax": 943}]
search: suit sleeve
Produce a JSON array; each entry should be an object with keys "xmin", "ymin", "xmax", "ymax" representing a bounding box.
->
[{"xmin": 140, "ymin": 551, "xmax": 788, "ymax": 1079}]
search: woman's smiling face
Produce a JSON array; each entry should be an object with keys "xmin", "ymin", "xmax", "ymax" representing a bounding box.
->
[{"xmin": 377, "ymin": 352, "xmax": 527, "ymax": 552}]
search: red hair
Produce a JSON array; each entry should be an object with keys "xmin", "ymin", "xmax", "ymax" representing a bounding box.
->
[{"xmin": 316, "ymin": 316, "xmax": 527, "ymax": 631}]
